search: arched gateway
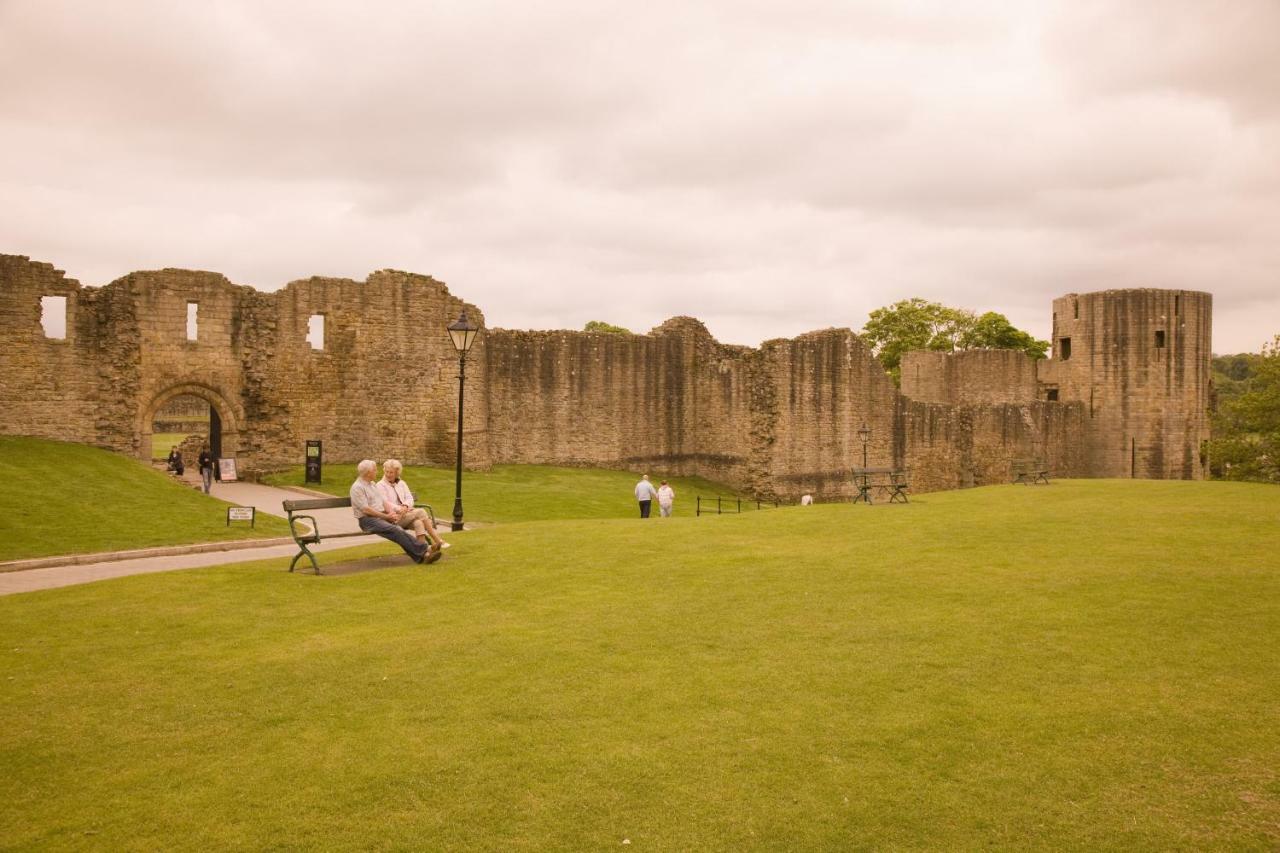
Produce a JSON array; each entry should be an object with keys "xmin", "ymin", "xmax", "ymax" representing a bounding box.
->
[{"xmin": 139, "ymin": 383, "xmax": 243, "ymax": 466}]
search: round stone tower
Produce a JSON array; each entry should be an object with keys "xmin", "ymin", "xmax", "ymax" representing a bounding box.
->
[{"xmin": 1039, "ymin": 289, "xmax": 1212, "ymax": 479}]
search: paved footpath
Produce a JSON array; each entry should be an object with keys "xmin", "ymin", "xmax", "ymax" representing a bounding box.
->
[{"xmin": 0, "ymin": 481, "xmax": 456, "ymax": 597}]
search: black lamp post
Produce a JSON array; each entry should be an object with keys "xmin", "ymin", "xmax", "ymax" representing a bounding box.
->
[
  {"xmin": 858, "ymin": 422, "xmax": 870, "ymax": 469},
  {"xmin": 447, "ymin": 309, "xmax": 480, "ymax": 531}
]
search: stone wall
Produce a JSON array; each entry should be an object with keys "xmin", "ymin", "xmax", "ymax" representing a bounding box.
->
[
  {"xmin": 901, "ymin": 349, "xmax": 1038, "ymax": 405},
  {"xmin": 0, "ymin": 253, "xmax": 1212, "ymax": 495}
]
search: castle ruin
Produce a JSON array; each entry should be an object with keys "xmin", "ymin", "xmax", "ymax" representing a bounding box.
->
[{"xmin": 0, "ymin": 254, "xmax": 1212, "ymax": 498}]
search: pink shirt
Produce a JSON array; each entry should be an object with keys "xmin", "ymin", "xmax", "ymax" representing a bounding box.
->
[{"xmin": 377, "ymin": 477, "xmax": 414, "ymax": 512}]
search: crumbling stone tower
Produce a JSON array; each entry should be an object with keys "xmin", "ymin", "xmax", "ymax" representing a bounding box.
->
[{"xmin": 1038, "ymin": 289, "xmax": 1213, "ymax": 479}]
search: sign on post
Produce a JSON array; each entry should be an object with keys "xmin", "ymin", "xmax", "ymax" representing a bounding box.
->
[
  {"xmin": 218, "ymin": 457, "xmax": 238, "ymax": 482},
  {"xmin": 226, "ymin": 506, "xmax": 256, "ymax": 527},
  {"xmin": 305, "ymin": 440, "xmax": 323, "ymax": 484}
]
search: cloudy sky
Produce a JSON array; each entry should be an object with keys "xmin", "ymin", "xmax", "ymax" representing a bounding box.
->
[{"xmin": 2, "ymin": 0, "xmax": 1277, "ymax": 352}]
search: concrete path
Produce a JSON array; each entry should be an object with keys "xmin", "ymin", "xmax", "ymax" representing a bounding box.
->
[{"xmin": 0, "ymin": 480, "xmax": 457, "ymax": 597}]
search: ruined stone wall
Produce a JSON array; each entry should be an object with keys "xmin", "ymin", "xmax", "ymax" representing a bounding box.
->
[
  {"xmin": 1041, "ymin": 289, "xmax": 1212, "ymax": 479},
  {"xmin": 0, "ymin": 255, "xmax": 481, "ymax": 474},
  {"xmin": 901, "ymin": 349, "xmax": 1038, "ymax": 405},
  {"xmin": 0, "ymin": 253, "xmax": 1212, "ymax": 495},
  {"xmin": 0, "ymin": 257, "xmax": 110, "ymax": 447},
  {"xmin": 244, "ymin": 270, "xmax": 485, "ymax": 470},
  {"xmin": 898, "ymin": 399, "xmax": 1088, "ymax": 492}
]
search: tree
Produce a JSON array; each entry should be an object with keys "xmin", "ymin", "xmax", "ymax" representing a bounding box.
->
[
  {"xmin": 959, "ymin": 312, "xmax": 1050, "ymax": 359},
  {"xmin": 584, "ymin": 320, "xmax": 631, "ymax": 335},
  {"xmin": 860, "ymin": 299, "xmax": 1048, "ymax": 382},
  {"xmin": 1209, "ymin": 335, "xmax": 1280, "ymax": 483}
]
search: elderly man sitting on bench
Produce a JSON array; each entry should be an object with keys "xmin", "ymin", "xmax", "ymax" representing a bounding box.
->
[{"xmin": 350, "ymin": 459, "xmax": 440, "ymax": 564}]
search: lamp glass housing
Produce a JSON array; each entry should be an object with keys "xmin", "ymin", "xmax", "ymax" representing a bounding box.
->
[{"xmin": 448, "ymin": 310, "xmax": 480, "ymax": 353}]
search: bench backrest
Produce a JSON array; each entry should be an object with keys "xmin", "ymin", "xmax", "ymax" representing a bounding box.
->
[{"xmin": 282, "ymin": 497, "xmax": 353, "ymax": 514}]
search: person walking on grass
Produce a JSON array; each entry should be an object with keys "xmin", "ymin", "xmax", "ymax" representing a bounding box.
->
[
  {"xmin": 197, "ymin": 444, "xmax": 214, "ymax": 494},
  {"xmin": 635, "ymin": 474, "xmax": 659, "ymax": 518},
  {"xmin": 378, "ymin": 459, "xmax": 447, "ymax": 557},
  {"xmin": 657, "ymin": 480, "xmax": 675, "ymax": 517},
  {"xmin": 351, "ymin": 459, "xmax": 438, "ymax": 564}
]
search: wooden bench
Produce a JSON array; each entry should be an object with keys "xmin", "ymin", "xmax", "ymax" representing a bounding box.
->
[
  {"xmin": 282, "ymin": 497, "xmax": 436, "ymax": 575},
  {"xmin": 851, "ymin": 467, "xmax": 910, "ymax": 504},
  {"xmin": 1011, "ymin": 459, "xmax": 1050, "ymax": 485}
]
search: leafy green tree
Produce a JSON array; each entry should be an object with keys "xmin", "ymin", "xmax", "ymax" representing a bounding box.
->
[
  {"xmin": 861, "ymin": 299, "xmax": 1048, "ymax": 382},
  {"xmin": 1209, "ymin": 335, "xmax": 1280, "ymax": 482},
  {"xmin": 584, "ymin": 320, "xmax": 631, "ymax": 335},
  {"xmin": 959, "ymin": 312, "xmax": 1049, "ymax": 359}
]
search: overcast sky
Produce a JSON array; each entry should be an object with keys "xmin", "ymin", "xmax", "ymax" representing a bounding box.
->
[{"xmin": 2, "ymin": 0, "xmax": 1277, "ymax": 352}]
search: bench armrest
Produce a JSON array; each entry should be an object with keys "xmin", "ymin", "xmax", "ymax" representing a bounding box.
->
[
  {"xmin": 415, "ymin": 503, "xmax": 436, "ymax": 527},
  {"xmin": 289, "ymin": 514, "xmax": 320, "ymax": 542}
]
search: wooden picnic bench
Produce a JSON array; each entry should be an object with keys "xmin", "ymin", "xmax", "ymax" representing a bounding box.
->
[
  {"xmin": 281, "ymin": 497, "xmax": 436, "ymax": 575},
  {"xmin": 1011, "ymin": 459, "xmax": 1051, "ymax": 485},
  {"xmin": 851, "ymin": 467, "xmax": 910, "ymax": 504}
]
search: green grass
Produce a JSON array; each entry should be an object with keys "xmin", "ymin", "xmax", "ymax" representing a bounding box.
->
[
  {"xmin": 0, "ymin": 436, "xmax": 291, "ymax": 561},
  {"xmin": 2, "ymin": 479, "xmax": 1278, "ymax": 848},
  {"xmin": 266, "ymin": 462, "xmax": 759, "ymax": 522},
  {"xmin": 151, "ymin": 432, "xmax": 195, "ymax": 461}
]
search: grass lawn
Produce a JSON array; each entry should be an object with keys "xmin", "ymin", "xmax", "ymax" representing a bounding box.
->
[
  {"xmin": 2, "ymin": 479, "xmax": 1278, "ymax": 848},
  {"xmin": 0, "ymin": 436, "xmax": 291, "ymax": 562},
  {"xmin": 266, "ymin": 462, "xmax": 760, "ymax": 522},
  {"xmin": 151, "ymin": 432, "xmax": 196, "ymax": 461}
]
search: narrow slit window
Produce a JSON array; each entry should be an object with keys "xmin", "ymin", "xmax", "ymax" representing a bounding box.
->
[
  {"xmin": 1059, "ymin": 337, "xmax": 1072, "ymax": 360},
  {"xmin": 1155, "ymin": 330, "xmax": 1166, "ymax": 348},
  {"xmin": 307, "ymin": 314, "xmax": 325, "ymax": 350},
  {"xmin": 186, "ymin": 302, "xmax": 198, "ymax": 341},
  {"xmin": 1174, "ymin": 295, "xmax": 1180, "ymax": 316},
  {"xmin": 40, "ymin": 295, "xmax": 67, "ymax": 339},
  {"xmin": 1073, "ymin": 300, "xmax": 1079, "ymax": 319}
]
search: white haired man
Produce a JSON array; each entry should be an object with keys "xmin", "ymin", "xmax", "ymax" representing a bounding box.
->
[
  {"xmin": 350, "ymin": 459, "xmax": 439, "ymax": 564},
  {"xmin": 378, "ymin": 459, "xmax": 447, "ymax": 556}
]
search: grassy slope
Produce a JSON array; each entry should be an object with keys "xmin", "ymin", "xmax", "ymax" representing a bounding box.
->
[
  {"xmin": 1, "ymin": 479, "xmax": 1278, "ymax": 849},
  {"xmin": 0, "ymin": 436, "xmax": 291, "ymax": 561},
  {"xmin": 266, "ymin": 463, "xmax": 762, "ymax": 522}
]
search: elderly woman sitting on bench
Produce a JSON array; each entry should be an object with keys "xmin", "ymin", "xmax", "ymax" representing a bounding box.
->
[
  {"xmin": 378, "ymin": 458, "xmax": 446, "ymax": 553},
  {"xmin": 350, "ymin": 459, "xmax": 440, "ymax": 564}
]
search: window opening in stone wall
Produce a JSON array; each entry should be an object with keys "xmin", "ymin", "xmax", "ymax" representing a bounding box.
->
[
  {"xmin": 1073, "ymin": 300, "xmax": 1079, "ymax": 319},
  {"xmin": 1059, "ymin": 337, "xmax": 1072, "ymax": 360},
  {"xmin": 186, "ymin": 302, "xmax": 198, "ymax": 341},
  {"xmin": 1046, "ymin": 388, "xmax": 1059, "ymax": 401},
  {"xmin": 1175, "ymin": 295, "xmax": 1180, "ymax": 316},
  {"xmin": 307, "ymin": 314, "xmax": 325, "ymax": 350},
  {"xmin": 1155, "ymin": 330, "xmax": 1166, "ymax": 348},
  {"xmin": 40, "ymin": 295, "xmax": 67, "ymax": 339}
]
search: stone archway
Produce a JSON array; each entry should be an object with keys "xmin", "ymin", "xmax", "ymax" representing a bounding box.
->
[{"xmin": 139, "ymin": 383, "xmax": 244, "ymax": 466}]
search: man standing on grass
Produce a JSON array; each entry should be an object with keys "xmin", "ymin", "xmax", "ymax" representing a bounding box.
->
[
  {"xmin": 351, "ymin": 459, "xmax": 439, "ymax": 564},
  {"xmin": 635, "ymin": 474, "xmax": 659, "ymax": 518}
]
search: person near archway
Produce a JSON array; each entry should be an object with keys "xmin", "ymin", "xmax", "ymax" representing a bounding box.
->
[
  {"xmin": 197, "ymin": 444, "xmax": 215, "ymax": 494},
  {"xmin": 166, "ymin": 446, "xmax": 184, "ymax": 476}
]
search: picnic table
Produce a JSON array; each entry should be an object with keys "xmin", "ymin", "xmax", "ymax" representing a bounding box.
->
[{"xmin": 852, "ymin": 467, "xmax": 910, "ymax": 504}]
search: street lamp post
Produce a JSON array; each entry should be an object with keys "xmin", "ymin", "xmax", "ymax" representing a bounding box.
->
[
  {"xmin": 858, "ymin": 422, "xmax": 870, "ymax": 469},
  {"xmin": 447, "ymin": 309, "xmax": 480, "ymax": 531}
]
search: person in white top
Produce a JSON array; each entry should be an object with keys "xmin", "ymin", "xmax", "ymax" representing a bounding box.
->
[
  {"xmin": 634, "ymin": 474, "xmax": 659, "ymax": 518},
  {"xmin": 378, "ymin": 459, "xmax": 447, "ymax": 554},
  {"xmin": 800, "ymin": 493, "xmax": 814, "ymax": 506},
  {"xmin": 656, "ymin": 480, "xmax": 676, "ymax": 517}
]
